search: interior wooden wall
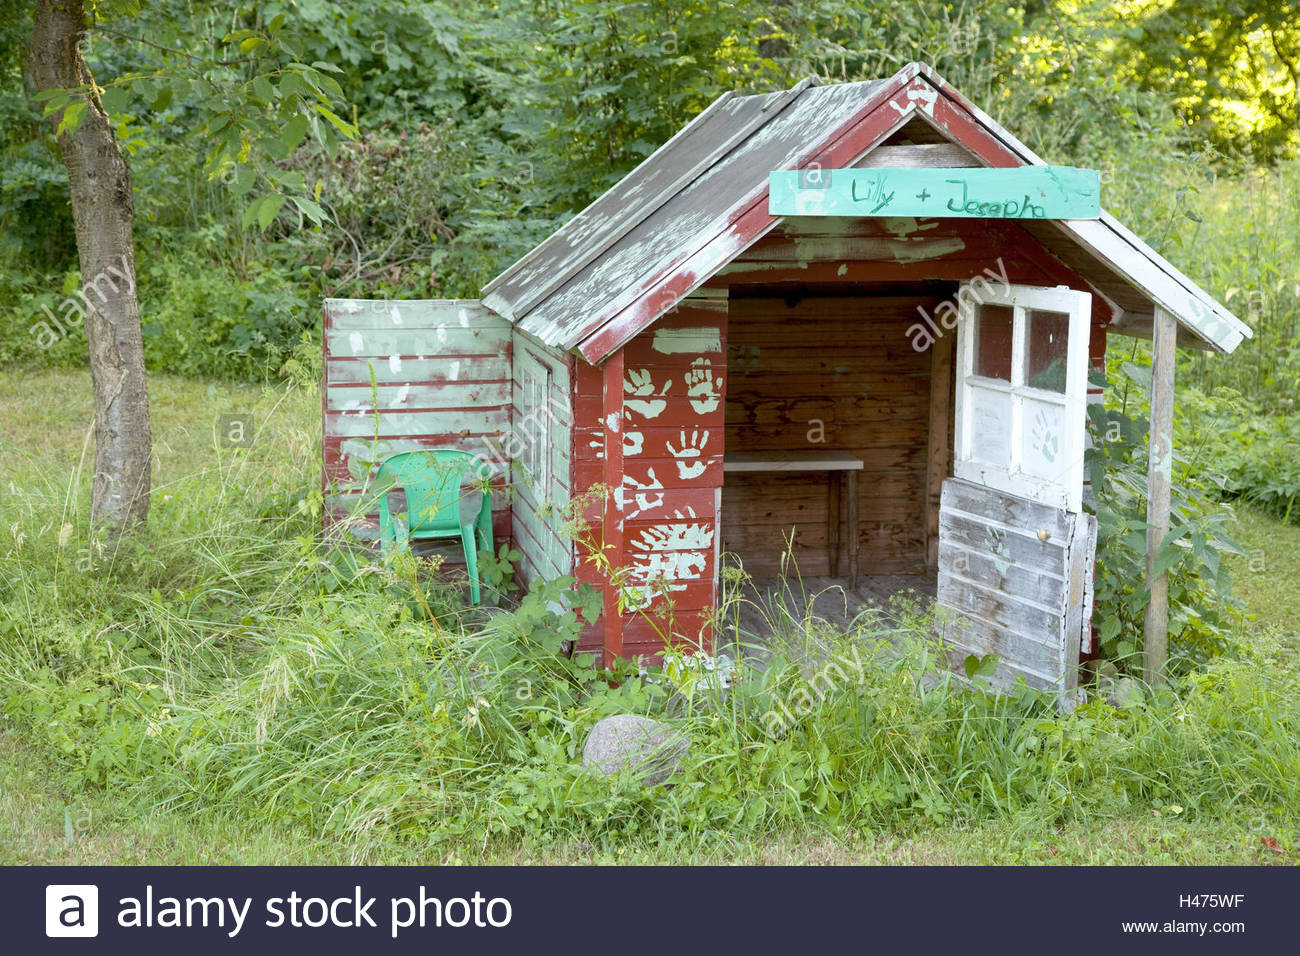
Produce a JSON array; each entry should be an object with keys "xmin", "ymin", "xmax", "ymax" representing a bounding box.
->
[
  {"xmin": 722, "ymin": 291, "xmax": 944, "ymax": 577},
  {"xmin": 713, "ymin": 215, "xmax": 1113, "ymax": 582}
]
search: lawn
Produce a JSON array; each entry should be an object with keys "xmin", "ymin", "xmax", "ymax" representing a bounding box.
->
[{"xmin": 0, "ymin": 370, "xmax": 1296, "ymax": 865}]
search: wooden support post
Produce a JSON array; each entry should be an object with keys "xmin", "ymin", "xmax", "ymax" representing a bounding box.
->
[
  {"xmin": 601, "ymin": 351, "xmax": 625, "ymax": 669},
  {"xmin": 924, "ymin": 332, "xmax": 955, "ymax": 572},
  {"xmin": 1143, "ymin": 306, "xmax": 1176, "ymax": 684},
  {"xmin": 847, "ymin": 470, "xmax": 859, "ymax": 590},
  {"xmin": 828, "ymin": 472, "xmax": 841, "ymax": 578}
]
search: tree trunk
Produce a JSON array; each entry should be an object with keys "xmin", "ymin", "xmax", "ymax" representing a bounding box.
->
[{"xmin": 26, "ymin": 0, "xmax": 150, "ymax": 532}]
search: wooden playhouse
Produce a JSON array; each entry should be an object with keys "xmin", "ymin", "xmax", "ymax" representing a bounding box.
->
[{"xmin": 323, "ymin": 62, "xmax": 1249, "ymax": 695}]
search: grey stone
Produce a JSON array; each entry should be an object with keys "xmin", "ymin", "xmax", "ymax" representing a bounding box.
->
[{"xmin": 582, "ymin": 715, "xmax": 689, "ymax": 786}]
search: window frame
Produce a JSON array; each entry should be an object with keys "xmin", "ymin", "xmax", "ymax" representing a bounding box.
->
[{"xmin": 954, "ymin": 283, "xmax": 1091, "ymax": 512}]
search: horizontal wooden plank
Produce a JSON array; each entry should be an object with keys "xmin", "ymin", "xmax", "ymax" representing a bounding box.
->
[
  {"xmin": 512, "ymin": 508, "xmax": 569, "ymax": 581},
  {"xmin": 616, "ymin": 327, "xmax": 722, "ymax": 364},
  {"xmin": 324, "ymin": 298, "xmax": 500, "ymax": 330},
  {"xmin": 726, "ymin": 428, "xmax": 930, "ymax": 457},
  {"xmin": 726, "ymin": 400, "xmax": 928, "ymax": 429},
  {"xmin": 620, "ymin": 612, "xmax": 714, "ymax": 655},
  {"xmin": 937, "ymin": 540, "xmax": 1067, "ymax": 608},
  {"xmin": 621, "ymin": 456, "xmax": 725, "ymax": 490},
  {"xmin": 327, "ymin": 383, "xmax": 511, "ymax": 411},
  {"xmin": 324, "ymin": 408, "xmax": 510, "ymax": 439},
  {"xmin": 720, "ymin": 498, "xmax": 923, "ymax": 529},
  {"xmin": 941, "ymin": 478, "xmax": 1074, "ymax": 540},
  {"xmin": 722, "ymin": 450, "xmax": 864, "ymax": 472},
  {"xmin": 730, "ymin": 293, "xmax": 954, "ymax": 316},
  {"xmin": 727, "ymin": 441, "xmax": 926, "ymax": 472},
  {"xmin": 936, "ymin": 608, "xmax": 1064, "ymax": 689},
  {"xmin": 324, "ymin": 435, "xmax": 506, "ymax": 469},
  {"xmin": 619, "ymin": 486, "xmax": 719, "ymax": 523},
  {"xmin": 326, "ymin": 356, "xmax": 509, "ymax": 385},
  {"xmin": 858, "ymin": 142, "xmax": 979, "ymax": 169},
  {"xmin": 621, "ymin": 425, "xmax": 721, "ymax": 462},
  {"xmin": 325, "ymin": 326, "xmax": 509, "ymax": 357},
  {"xmin": 936, "ymin": 574, "xmax": 1063, "ymax": 644},
  {"xmin": 710, "ymin": 258, "xmax": 1042, "ymax": 287},
  {"xmin": 938, "ymin": 510, "xmax": 1067, "ymax": 568},
  {"xmin": 618, "ymin": 579, "xmax": 715, "ymax": 615}
]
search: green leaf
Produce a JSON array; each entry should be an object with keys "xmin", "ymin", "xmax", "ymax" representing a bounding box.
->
[
  {"xmin": 964, "ymin": 652, "xmax": 998, "ymax": 680},
  {"xmin": 257, "ymin": 193, "xmax": 285, "ymax": 229},
  {"xmin": 100, "ymin": 85, "xmax": 129, "ymax": 114},
  {"xmin": 55, "ymin": 100, "xmax": 87, "ymax": 137},
  {"xmin": 1151, "ymin": 527, "xmax": 1191, "ymax": 580},
  {"xmin": 314, "ymin": 104, "xmax": 356, "ymax": 139},
  {"xmin": 290, "ymin": 195, "xmax": 326, "ymax": 224},
  {"xmin": 252, "ymin": 75, "xmax": 275, "ymax": 104},
  {"xmin": 230, "ymin": 165, "xmax": 256, "ymax": 198},
  {"xmin": 281, "ymin": 114, "xmax": 309, "ymax": 154},
  {"xmin": 1120, "ymin": 361, "xmax": 1152, "ymax": 394},
  {"xmin": 1097, "ymin": 615, "xmax": 1121, "ymax": 644},
  {"xmin": 240, "ymin": 197, "xmax": 262, "ymax": 230}
]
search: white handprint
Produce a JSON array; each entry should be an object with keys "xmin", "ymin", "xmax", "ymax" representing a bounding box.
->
[
  {"xmin": 631, "ymin": 550, "xmax": 707, "ymax": 581},
  {"xmin": 623, "ymin": 430, "xmax": 644, "ymax": 455},
  {"xmin": 624, "ymin": 368, "xmax": 671, "ymax": 419},
  {"xmin": 619, "ymin": 468, "xmax": 664, "ymax": 518},
  {"xmin": 628, "ymin": 541, "xmax": 709, "ymax": 608},
  {"xmin": 684, "ymin": 357, "xmax": 721, "ymax": 413},
  {"xmin": 633, "ymin": 513, "xmax": 713, "ymax": 552},
  {"xmin": 667, "ymin": 429, "xmax": 709, "ymax": 480}
]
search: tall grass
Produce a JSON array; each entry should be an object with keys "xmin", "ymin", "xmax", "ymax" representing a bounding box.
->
[{"xmin": 0, "ymin": 366, "xmax": 1297, "ymax": 854}]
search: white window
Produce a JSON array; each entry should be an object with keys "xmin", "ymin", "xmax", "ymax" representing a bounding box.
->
[
  {"xmin": 517, "ymin": 350, "xmax": 552, "ymax": 504},
  {"xmin": 954, "ymin": 283, "xmax": 1091, "ymax": 512}
]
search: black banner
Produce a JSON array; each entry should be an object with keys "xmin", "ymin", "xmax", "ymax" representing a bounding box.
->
[{"xmin": 10, "ymin": 865, "xmax": 1294, "ymax": 953}]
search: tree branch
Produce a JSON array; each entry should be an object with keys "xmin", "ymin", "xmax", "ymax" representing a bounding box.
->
[{"xmin": 91, "ymin": 26, "xmax": 251, "ymax": 67}]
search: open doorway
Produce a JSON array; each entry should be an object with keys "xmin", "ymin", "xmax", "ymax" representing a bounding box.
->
[{"xmin": 719, "ymin": 282, "xmax": 956, "ymax": 627}]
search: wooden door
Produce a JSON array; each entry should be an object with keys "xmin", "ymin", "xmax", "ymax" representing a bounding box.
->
[{"xmin": 939, "ymin": 283, "xmax": 1096, "ymax": 699}]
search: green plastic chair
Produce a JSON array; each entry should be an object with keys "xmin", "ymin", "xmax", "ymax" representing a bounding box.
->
[{"xmin": 374, "ymin": 449, "xmax": 494, "ymax": 604}]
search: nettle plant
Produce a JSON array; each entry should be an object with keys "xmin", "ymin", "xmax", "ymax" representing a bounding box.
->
[{"xmin": 1086, "ymin": 365, "xmax": 1244, "ymax": 673}]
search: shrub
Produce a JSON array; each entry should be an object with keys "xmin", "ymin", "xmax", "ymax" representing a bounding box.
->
[{"xmin": 1086, "ymin": 365, "xmax": 1244, "ymax": 672}]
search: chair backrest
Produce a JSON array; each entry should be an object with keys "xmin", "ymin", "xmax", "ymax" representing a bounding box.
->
[{"xmin": 374, "ymin": 450, "xmax": 485, "ymax": 533}]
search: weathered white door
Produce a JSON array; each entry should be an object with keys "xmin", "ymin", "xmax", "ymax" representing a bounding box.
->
[
  {"xmin": 939, "ymin": 283, "xmax": 1096, "ymax": 699},
  {"xmin": 953, "ymin": 283, "xmax": 1091, "ymax": 512}
]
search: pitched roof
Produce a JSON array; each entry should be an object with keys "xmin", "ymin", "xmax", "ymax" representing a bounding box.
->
[{"xmin": 483, "ymin": 62, "xmax": 1250, "ymax": 361}]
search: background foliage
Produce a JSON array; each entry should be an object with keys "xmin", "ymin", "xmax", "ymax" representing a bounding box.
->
[
  {"xmin": 0, "ymin": 0, "xmax": 1298, "ymax": 855},
  {"xmin": 1, "ymin": 0, "xmax": 1295, "ymax": 377}
]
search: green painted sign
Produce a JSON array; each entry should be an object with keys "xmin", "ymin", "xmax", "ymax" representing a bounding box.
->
[{"xmin": 768, "ymin": 166, "xmax": 1100, "ymax": 219}]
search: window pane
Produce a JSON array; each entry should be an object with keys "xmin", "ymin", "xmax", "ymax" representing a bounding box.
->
[
  {"xmin": 973, "ymin": 304, "xmax": 1013, "ymax": 381},
  {"xmin": 1020, "ymin": 398, "xmax": 1068, "ymax": 482},
  {"xmin": 969, "ymin": 387, "xmax": 1013, "ymax": 467},
  {"xmin": 1025, "ymin": 309, "xmax": 1070, "ymax": 393}
]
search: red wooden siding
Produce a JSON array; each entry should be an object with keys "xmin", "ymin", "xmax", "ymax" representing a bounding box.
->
[
  {"xmin": 321, "ymin": 299, "xmax": 512, "ymax": 555},
  {"xmin": 573, "ymin": 298, "xmax": 728, "ymax": 665}
]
